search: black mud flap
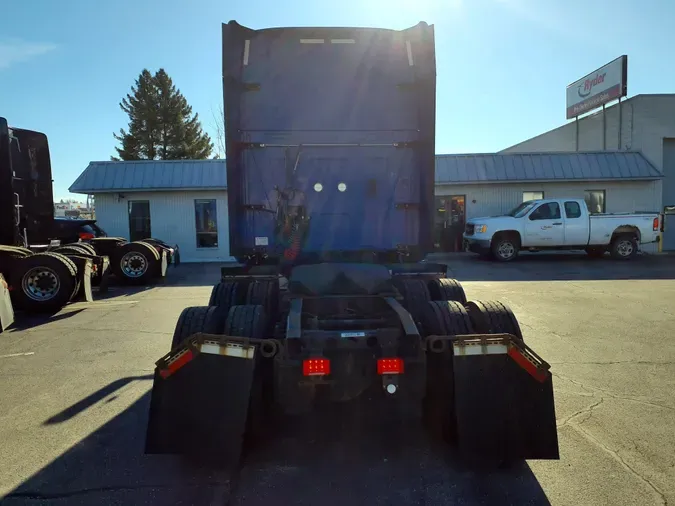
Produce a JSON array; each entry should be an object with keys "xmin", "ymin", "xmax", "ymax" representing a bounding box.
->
[
  {"xmin": 452, "ymin": 335, "xmax": 559, "ymax": 461},
  {"xmin": 0, "ymin": 274, "xmax": 14, "ymax": 332},
  {"xmin": 145, "ymin": 351, "xmax": 257, "ymax": 466}
]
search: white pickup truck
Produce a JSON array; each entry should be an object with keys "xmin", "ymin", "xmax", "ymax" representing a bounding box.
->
[{"xmin": 463, "ymin": 198, "xmax": 662, "ymax": 261}]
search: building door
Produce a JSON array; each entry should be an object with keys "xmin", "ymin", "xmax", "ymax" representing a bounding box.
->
[
  {"xmin": 663, "ymin": 206, "xmax": 675, "ymax": 251},
  {"xmin": 128, "ymin": 201, "xmax": 151, "ymax": 242},
  {"xmin": 434, "ymin": 195, "xmax": 465, "ymax": 252}
]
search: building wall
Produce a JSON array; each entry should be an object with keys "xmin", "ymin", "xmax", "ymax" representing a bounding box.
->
[
  {"xmin": 95, "ymin": 190, "xmax": 234, "ymax": 263},
  {"xmin": 436, "ymin": 180, "xmax": 660, "ymax": 252},
  {"xmin": 501, "ymin": 94, "xmax": 675, "ymax": 248}
]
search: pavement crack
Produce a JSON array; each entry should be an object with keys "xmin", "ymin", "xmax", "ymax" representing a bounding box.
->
[
  {"xmin": 557, "ymin": 397, "xmax": 604, "ymax": 428},
  {"xmin": 553, "ymin": 372, "xmax": 675, "ymax": 412},
  {"xmin": 573, "ymin": 422, "xmax": 667, "ymax": 505}
]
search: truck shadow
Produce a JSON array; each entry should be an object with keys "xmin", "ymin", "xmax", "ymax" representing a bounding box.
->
[
  {"xmin": 3, "ymin": 388, "xmax": 552, "ymax": 506},
  {"xmin": 442, "ymin": 253, "xmax": 675, "ymax": 282}
]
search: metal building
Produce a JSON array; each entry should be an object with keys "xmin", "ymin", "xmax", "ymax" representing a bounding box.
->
[
  {"xmin": 69, "ymin": 160, "xmax": 234, "ymax": 263},
  {"xmin": 502, "ymin": 94, "xmax": 675, "ymax": 250},
  {"xmin": 70, "ymin": 152, "xmax": 662, "ymax": 261}
]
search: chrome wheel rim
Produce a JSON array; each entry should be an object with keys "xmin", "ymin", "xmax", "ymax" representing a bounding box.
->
[
  {"xmin": 121, "ymin": 252, "xmax": 148, "ymax": 277},
  {"xmin": 22, "ymin": 267, "xmax": 60, "ymax": 301},
  {"xmin": 498, "ymin": 241, "xmax": 515, "ymax": 259},
  {"xmin": 617, "ymin": 240, "xmax": 634, "ymax": 257}
]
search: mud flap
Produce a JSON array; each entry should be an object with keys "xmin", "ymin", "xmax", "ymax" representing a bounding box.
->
[
  {"xmin": 0, "ymin": 274, "xmax": 14, "ymax": 332},
  {"xmin": 145, "ymin": 351, "xmax": 257, "ymax": 466},
  {"xmin": 70, "ymin": 257, "xmax": 94, "ymax": 302},
  {"xmin": 452, "ymin": 335, "xmax": 559, "ymax": 461}
]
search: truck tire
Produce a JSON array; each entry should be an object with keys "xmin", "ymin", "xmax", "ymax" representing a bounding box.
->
[
  {"xmin": 246, "ymin": 280, "xmax": 279, "ymax": 319},
  {"xmin": 54, "ymin": 245, "xmax": 94, "ymax": 257},
  {"xmin": 0, "ymin": 245, "xmax": 32, "ymax": 259},
  {"xmin": 171, "ymin": 306, "xmax": 230, "ymax": 349},
  {"xmin": 427, "ymin": 278, "xmax": 467, "ymax": 304},
  {"xmin": 610, "ymin": 234, "xmax": 638, "ymax": 260},
  {"xmin": 420, "ymin": 301, "xmax": 473, "ymax": 443},
  {"xmin": 224, "ymin": 305, "xmax": 268, "ymax": 339},
  {"xmin": 209, "ymin": 281, "xmax": 241, "ymax": 308},
  {"xmin": 10, "ymin": 252, "xmax": 77, "ymax": 313},
  {"xmin": 491, "ymin": 235, "xmax": 520, "ymax": 262},
  {"xmin": 89, "ymin": 237, "xmax": 128, "ymax": 257},
  {"xmin": 420, "ymin": 300, "xmax": 474, "ymax": 337},
  {"xmin": 73, "ymin": 243, "xmax": 98, "ymax": 256},
  {"xmin": 112, "ymin": 241, "xmax": 159, "ymax": 284},
  {"xmin": 464, "ymin": 300, "xmax": 523, "ymax": 340},
  {"xmin": 397, "ymin": 278, "xmax": 431, "ymax": 322}
]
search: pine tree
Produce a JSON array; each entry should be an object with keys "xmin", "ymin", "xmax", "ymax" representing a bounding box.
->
[{"xmin": 113, "ymin": 69, "xmax": 212, "ymax": 160}]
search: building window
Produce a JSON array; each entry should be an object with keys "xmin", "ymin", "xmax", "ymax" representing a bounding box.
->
[
  {"xmin": 128, "ymin": 201, "xmax": 151, "ymax": 242},
  {"xmin": 523, "ymin": 191, "xmax": 544, "ymax": 202},
  {"xmin": 584, "ymin": 190, "xmax": 606, "ymax": 214},
  {"xmin": 195, "ymin": 199, "xmax": 218, "ymax": 248}
]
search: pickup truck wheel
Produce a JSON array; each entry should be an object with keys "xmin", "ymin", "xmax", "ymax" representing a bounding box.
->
[
  {"xmin": 491, "ymin": 237, "xmax": 519, "ymax": 262},
  {"xmin": 610, "ymin": 234, "xmax": 638, "ymax": 260}
]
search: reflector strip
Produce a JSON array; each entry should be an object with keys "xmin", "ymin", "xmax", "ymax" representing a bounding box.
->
[
  {"xmin": 300, "ymin": 39, "xmax": 325, "ymax": 44},
  {"xmin": 406, "ymin": 41, "xmax": 413, "ymax": 66},
  {"xmin": 200, "ymin": 341, "xmax": 255, "ymax": 359},
  {"xmin": 303, "ymin": 358, "xmax": 330, "ymax": 376},
  {"xmin": 453, "ymin": 342, "xmax": 508, "ymax": 356},
  {"xmin": 507, "ymin": 347, "xmax": 548, "ymax": 383},
  {"xmin": 331, "ymin": 39, "xmax": 355, "ymax": 44},
  {"xmin": 160, "ymin": 349, "xmax": 194, "ymax": 379},
  {"xmin": 377, "ymin": 358, "xmax": 404, "ymax": 375},
  {"xmin": 243, "ymin": 40, "xmax": 250, "ymax": 65}
]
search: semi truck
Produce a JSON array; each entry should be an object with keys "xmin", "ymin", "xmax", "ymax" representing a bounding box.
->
[
  {"xmin": 145, "ymin": 21, "xmax": 559, "ymax": 468},
  {"xmin": 0, "ymin": 117, "xmax": 174, "ymax": 322}
]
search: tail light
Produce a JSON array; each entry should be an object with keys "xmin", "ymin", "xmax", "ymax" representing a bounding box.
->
[
  {"xmin": 653, "ymin": 217, "xmax": 660, "ymax": 232},
  {"xmin": 303, "ymin": 358, "xmax": 330, "ymax": 376},
  {"xmin": 377, "ymin": 358, "xmax": 404, "ymax": 375},
  {"xmin": 159, "ymin": 349, "xmax": 195, "ymax": 379},
  {"xmin": 79, "ymin": 232, "xmax": 95, "ymax": 240}
]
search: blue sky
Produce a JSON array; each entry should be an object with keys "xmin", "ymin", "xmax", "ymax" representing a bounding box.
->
[{"xmin": 1, "ymin": 0, "xmax": 672, "ymax": 200}]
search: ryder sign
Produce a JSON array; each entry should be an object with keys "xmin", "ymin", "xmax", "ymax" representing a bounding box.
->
[{"xmin": 566, "ymin": 56, "xmax": 627, "ymax": 119}]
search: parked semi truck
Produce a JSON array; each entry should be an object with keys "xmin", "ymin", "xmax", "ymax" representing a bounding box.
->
[
  {"xmin": 145, "ymin": 21, "xmax": 559, "ymax": 468},
  {"xmin": 464, "ymin": 198, "xmax": 663, "ymax": 261},
  {"xmin": 0, "ymin": 117, "xmax": 175, "ymax": 322}
]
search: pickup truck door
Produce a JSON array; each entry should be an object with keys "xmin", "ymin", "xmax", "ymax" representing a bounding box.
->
[
  {"xmin": 523, "ymin": 202, "xmax": 565, "ymax": 247},
  {"xmin": 562, "ymin": 201, "xmax": 589, "ymax": 246}
]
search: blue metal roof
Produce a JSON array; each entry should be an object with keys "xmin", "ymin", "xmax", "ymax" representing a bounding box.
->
[
  {"xmin": 435, "ymin": 151, "xmax": 662, "ymax": 184},
  {"xmin": 69, "ymin": 160, "xmax": 227, "ymax": 193},
  {"xmin": 69, "ymin": 151, "xmax": 662, "ymax": 194}
]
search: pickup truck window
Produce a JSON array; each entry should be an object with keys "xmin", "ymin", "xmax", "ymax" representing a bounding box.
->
[
  {"xmin": 507, "ymin": 201, "xmax": 537, "ymax": 218},
  {"xmin": 564, "ymin": 201, "xmax": 582, "ymax": 219},
  {"xmin": 529, "ymin": 202, "xmax": 561, "ymax": 221}
]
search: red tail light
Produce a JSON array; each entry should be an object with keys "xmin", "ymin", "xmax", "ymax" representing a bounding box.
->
[
  {"xmin": 377, "ymin": 358, "xmax": 404, "ymax": 375},
  {"xmin": 653, "ymin": 217, "xmax": 659, "ymax": 232},
  {"xmin": 303, "ymin": 358, "xmax": 330, "ymax": 376},
  {"xmin": 79, "ymin": 232, "xmax": 95, "ymax": 240}
]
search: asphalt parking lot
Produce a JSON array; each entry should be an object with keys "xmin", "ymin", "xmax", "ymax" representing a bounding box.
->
[{"xmin": 0, "ymin": 253, "xmax": 674, "ymax": 505}]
